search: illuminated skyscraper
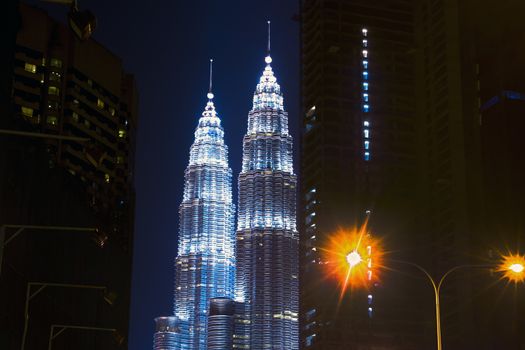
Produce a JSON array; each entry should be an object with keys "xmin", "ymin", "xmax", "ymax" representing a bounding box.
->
[
  {"xmin": 234, "ymin": 22, "xmax": 299, "ymax": 350},
  {"xmin": 173, "ymin": 60, "xmax": 235, "ymax": 350}
]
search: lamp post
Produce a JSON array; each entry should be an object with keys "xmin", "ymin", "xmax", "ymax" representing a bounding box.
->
[
  {"xmin": 393, "ymin": 256, "xmax": 524, "ymax": 350},
  {"xmin": 0, "ymin": 224, "xmax": 103, "ymax": 275},
  {"xmin": 21, "ymin": 282, "xmax": 114, "ymax": 350},
  {"xmin": 47, "ymin": 324, "xmax": 121, "ymax": 350}
]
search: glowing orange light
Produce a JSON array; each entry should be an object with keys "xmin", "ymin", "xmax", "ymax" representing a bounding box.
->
[
  {"xmin": 498, "ymin": 253, "xmax": 525, "ymax": 283},
  {"xmin": 320, "ymin": 224, "xmax": 384, "ymax": 301}
]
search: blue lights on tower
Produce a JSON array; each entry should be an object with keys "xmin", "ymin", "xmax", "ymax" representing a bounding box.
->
[
  {"xmin": 172, "ymin": 60, "xmax": 236, "ymax": 350},
  {"xmin": 234, "ymin": 21, "xmax": 299, "ymax": 349}
]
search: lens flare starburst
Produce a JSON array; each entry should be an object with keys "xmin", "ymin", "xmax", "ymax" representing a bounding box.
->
[
  {"xmin": 320, "ymin": 223, "xmax": 384, "ymax": 303},
  {"xmin": 498, "ymin": 253, "xmax": 525, "ymax": 283}
]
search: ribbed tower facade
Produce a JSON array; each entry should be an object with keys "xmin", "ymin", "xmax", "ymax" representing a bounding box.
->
[
  {"xmin": 235, "ymin": 39, "xmax": 299, "ymax": 349},
  {"xmin": 174, "ymin": 72, "xmax": 235, "ymax": 350}
]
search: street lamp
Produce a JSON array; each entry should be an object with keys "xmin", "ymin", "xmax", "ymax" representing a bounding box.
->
[
  {"xmin": 0, "ymin": 224, "xmax": 104, "ymax": 275},
  {"xmin": 48, "ymin": 324, "xmax": 123, "ymax": 350},
  {"xmin": 498, "ymin": 253, "xmax": 525, "ymax": 283},
  {"xmin": 394, "ymin": 252, "xmax": 525, "ymax": 350},
  {"xmin": 346, "ymin": 250, "xmax": 362, "ymax": 267},
  {"xmin": 21, "ymin": 282, "xmax": 115, "ymax": 350}
]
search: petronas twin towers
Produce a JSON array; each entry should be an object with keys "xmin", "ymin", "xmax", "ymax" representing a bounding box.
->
[{"xmin": 153, "ymin": 23, "xmax": 298, "ymax": 350}]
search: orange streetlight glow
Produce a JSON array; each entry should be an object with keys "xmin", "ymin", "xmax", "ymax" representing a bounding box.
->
[
  {"xmin": 498, "ymin": 253, "xmax": 525, "ymax": 283},
  {"xmin": 320, "ymin": 224, "xmax": 384, "ymax": 302}
]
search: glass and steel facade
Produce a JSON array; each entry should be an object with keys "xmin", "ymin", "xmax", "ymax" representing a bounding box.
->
[
  {"xmin": 207, "ymin": 297, "xmax": 235, "ymax": 349},
  {"xmin": 154, "ymin": 317, "xmax": 180, "ymax": 350},
  {"xmin": 234, "ymin": 53, "xmax": 299, "ymax": 349},
  {"xmin": 174, "ymin": 90, "xmax": 236, "ymax": 350}
]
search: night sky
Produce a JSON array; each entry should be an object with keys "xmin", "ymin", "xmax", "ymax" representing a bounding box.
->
[{"xmin": 31, "ymin": 1, "xmax": 300, "ymax": 348}]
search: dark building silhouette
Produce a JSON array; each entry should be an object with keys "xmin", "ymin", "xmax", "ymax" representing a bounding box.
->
[
  {"xmin": 0, "ymin": 3, "xmax": 137, "ymax": 349},
  {"xmin": 300, "ymin": 1, "xmax": 421, "ymax": 349},
  {"xmin": 300, "ymin": 0, "xmax": 524, "ymax": 349}
]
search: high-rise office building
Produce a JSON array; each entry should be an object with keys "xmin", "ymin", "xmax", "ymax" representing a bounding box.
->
[
  {"xmin": 234, "ymin": 29, "xmax": 299, "ymax": 349},
  {"xmin": 173, "ymin": 65, "xmax": 236, "ymax": 350},
  {"xmin": 300, "ymin": 1, "xmax": 525, "ymax": 349},
  {"xmin": 154, "ymin": 317, "xmax": 180, "ymax": 350},
  {"xmin": 300, "ymin": 1, "xmax": 420, "ymax": 349},
  {"xmin": 207, "ymin": 297, "xmax": 235, "ymax": 349},
  {"xmin": 0, "ymin": 3, "xmax": 137, "ymax": 349},
  {"xmin": 413, "ymin": 1, "xmax": 525, "ymax": 348}
]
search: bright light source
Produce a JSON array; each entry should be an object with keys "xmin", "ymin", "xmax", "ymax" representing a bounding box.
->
[
  {"xmin": 498, "ymin": 253, "xmax": 525, "ymax": 283},
  {"xmin": 509, "ymin": 263, "xmax": 524, "ymax": 274},
  {"xmin": 321, "ymin": 225, "xmax": 384, "ymax": 303},
  {"xmin": 346, "ymin": 251, "xmax": 362, "ymax": 267}
]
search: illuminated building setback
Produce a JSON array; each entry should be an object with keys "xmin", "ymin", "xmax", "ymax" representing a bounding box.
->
[
  {"xmin": 173, "ymin": 60, "xmax": 235, "ymax": 350},
  {"xmin": 234, "ymin": 22, "xmax": 299, "ymax": 350},
  {"xmin": 153, "ymin": 317, "xmax": 180, "ymax": 350}
]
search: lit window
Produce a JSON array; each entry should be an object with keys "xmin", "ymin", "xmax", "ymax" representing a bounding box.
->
[
  {"xmin": 24, "ymin": 63, "xmax": 36, "ymax": 74},
  {"xmin": 363, "ymin": 82, "xmax": 369, "ymax": 90},
  {"xmin": 305, "ymin": 308, "xmax": 316, "ymax": 320},
  {"xmin": 46, "ymin": 115, "xmax": 58, "ymax": 126},
  {"xmin": 97, "ymin": 99, "xmax": 104, "ymax": 109},
  {"xmin": 362, "ymin": 60, "xmax": 368, "ymax": 69},
  {"xmin": 73, "ymin": 99, "xmax": 79, "ymax": 105},
  {"xmin": 363, "ymin": 120, "xmax": 369, "ymax": 127},
  {"xmin": 305, "ymin": 334, "xmax": 316, "ymax": 347},
  {"xmin": 48, "ymin": 86, "xmax": 59, "ymax": 96},
  {"xmin": 49, "ymin": 72, "xmax": 61, "ymax": 82},
  {"xmin": 21, "ymin": 106, "xmax": 33, "ymax": 117},
  {"xmin": 362, "ymin": 71, "xmax": 368, "ymax": 80},
  {"xmin": 362, "ymin": 50, "xmax": 368, "ymax": 58},
  {"xmin": 363, "ymin": 104, "xmax": 369, "ymax": 112},
  {"xmin": 368, "ymin": 307, "xmax": 373, "ymax": 318},
  {"xmin": 364, "ymin": 140, "xmax": 370, "ymax": 150},
  {"xmin": 364, "ymin": 129, "xmax": 369, "ymax": 138},
  {"xmin": 104, "ymin": 174, "xmax": 110, "ymax": 183},
  {"xmin": 368, "ymin": 294, "xmax": 373, "ymax": 304},
  {"xmin": 362, "ymin": 28, "xmax": 368, "ymax": 35},
  {"xmin": 362, "ymin": 39, "xmax": 368, "ymax": 47},
  {"xmin": 364, "ymin": 152, "xmax": 370, "ymax": 161},
  {"xmin": 72, "ymin": 112, "xmax": 79, "ymax": 122},
  {"xmin": 109, "ymin": 107, "xmax": 115, "ymax": 116},
  {"xmin": 50, "ymin": 58, "xmax": 62, "ymax": 68},
  {"xmin": 118, "ymin": 129, "xmax": 126, "ymax": 138},
  {"xmin": 363, "ymin": 93, "xmax": 369, "ymax": 102}
]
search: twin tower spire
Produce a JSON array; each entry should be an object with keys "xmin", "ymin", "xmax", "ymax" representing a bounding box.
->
[
  {"xmin": 159, "ymin": 20, "xmax": 297, "ymax": 350},
  {"xmin": 206, "ymin": 20, "xmax": 272, "ymax": 102}
]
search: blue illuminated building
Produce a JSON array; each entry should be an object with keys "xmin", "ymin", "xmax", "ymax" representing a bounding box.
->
[
  {"xmin": 173, "ymin": 60, "xmax": 236, "ymax": 350},
  {"xmin": 234, "ymin": 22, "xmax": 299, "ymax": 349},
  {"xmin": 153, "ymin": 317, "xmax": 180, "ymax": 350}
]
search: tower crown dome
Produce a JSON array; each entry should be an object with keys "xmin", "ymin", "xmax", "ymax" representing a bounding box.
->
[{"xmin": 252, "ymin": 21, "xmax": 284, "ymax": 111}]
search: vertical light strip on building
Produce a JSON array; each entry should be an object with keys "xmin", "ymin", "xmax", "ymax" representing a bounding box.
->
[
  {"xmin": 362, "ymin": 28, "xmax": 373, "ymax": 319},
  {"xmin": 362, "ymin": 28, "xmax": 371, "ymax": 162}
]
